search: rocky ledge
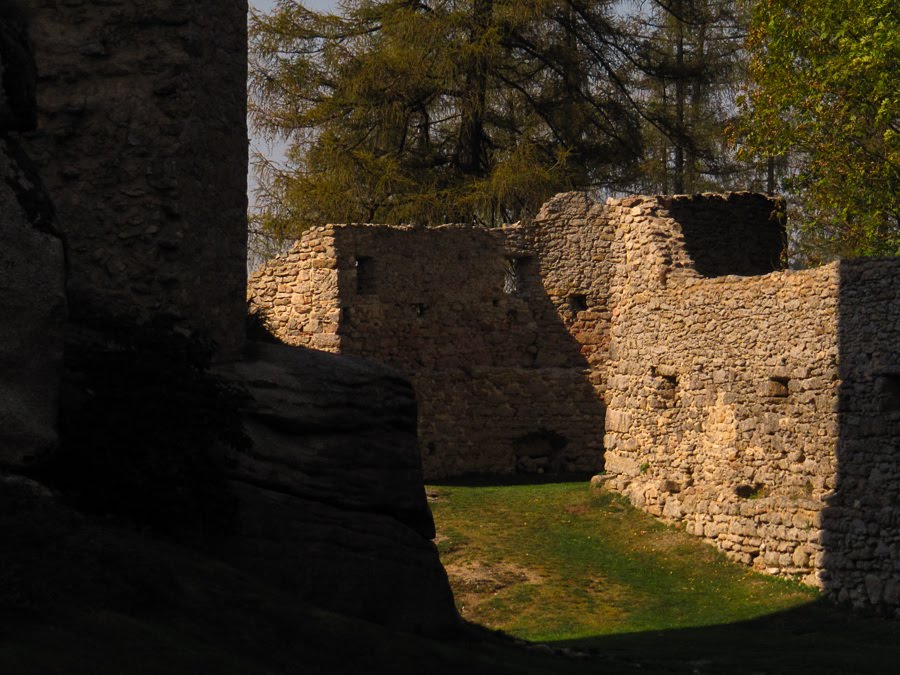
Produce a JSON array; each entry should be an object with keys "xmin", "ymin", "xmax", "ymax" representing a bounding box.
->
[{"xmin": 214, "ymin": 342, "xmax": 459, "ymax": 633}]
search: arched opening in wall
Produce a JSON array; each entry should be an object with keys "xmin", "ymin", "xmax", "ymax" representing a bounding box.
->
[{"xmin": 513, "ymin": 430, "xmax": 568, "ymax": 474}]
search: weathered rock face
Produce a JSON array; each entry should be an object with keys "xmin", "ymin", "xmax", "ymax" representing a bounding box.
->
[
  {"xmin": 214, "ymin": 342, "xmax": 459, "ymax": 633},
  {"xmin": 3, "ymin": 1, "xmax": 458, "ymax": 639},
  {"xmin": 23, "ymin": 0, "xmax": 248, "ymax": 359},
  {"xmin": 0, "ymin": 3, "xmax": 36, "ymax": 133},
  {"xmin": 0, "ymin": 10, "xmax": 66, "ymax": 470}
]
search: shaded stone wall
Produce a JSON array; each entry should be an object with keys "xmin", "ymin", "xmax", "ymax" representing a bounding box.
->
[
  {"xmin": 249, "ymin": 194, "xmax": 614, "ymax": 478},
  {"xmin": 831, "ymin": 259, "xmax": 900, "ymax": 611},
  {"xmin": 603, "ymin": 195, "xmax": 900, "ymax": 615},
  {"xmin": 529, "ymin": 193, "xmax": 619, "ymax": 395},
  {"xmin": 23, "ymin": 0, "xmax": 248, "ymax": 358}
]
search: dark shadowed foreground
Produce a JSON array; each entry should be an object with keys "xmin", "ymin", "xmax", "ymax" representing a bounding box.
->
[{"xmin": 4, "ymin": 476, "xmax": 900, "ymax": 674}]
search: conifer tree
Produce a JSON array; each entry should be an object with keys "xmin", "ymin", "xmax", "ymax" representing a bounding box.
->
[
  {"xmin": 249, "ymin": 0, "xmax": 642, "ymax": 235},
  {"xmin": 623, "ymin": 0, "xmax": 749, "ymax": 195}
]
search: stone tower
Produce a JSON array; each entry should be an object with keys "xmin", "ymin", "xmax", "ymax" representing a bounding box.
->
[{"xmin": 24, "ymin": 0, "xmax": 249, "ymax": 358}]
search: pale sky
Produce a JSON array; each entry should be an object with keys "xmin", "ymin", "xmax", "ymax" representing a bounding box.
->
[{"xmin": 252, "ymin": 0, "xmax": 338, "ymax": 13}]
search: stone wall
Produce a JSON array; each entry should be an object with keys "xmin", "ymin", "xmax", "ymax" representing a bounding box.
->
[
  {"xmin": 831, "ymin": 259, "xmax": 900, "ymax": 611},
  {"xmin": 249, "ymin": 190, "xmax": 900, "ymax": 614},
  {"xmin": 249, "ymin": 194, "xmax": 613, "ymax": 478},
  {"xmin": 22, "ymin": 0, "xmax": 248, "ymax": 358},
  {"xmin": 248, "ymin": 192, "xmax": 786, "ymax": 480},
  {"xmin": 602, "ymin": 195, "xmax": 900, "ymax": 614}
]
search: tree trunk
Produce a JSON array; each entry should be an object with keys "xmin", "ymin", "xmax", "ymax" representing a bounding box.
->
[
  {"xmin": 673, "ymin": 0, "xmax": 685, "ymax": 194},
  {"xmin": 456, "ymin": 0, "xmax": 492, "ymax": 179}
]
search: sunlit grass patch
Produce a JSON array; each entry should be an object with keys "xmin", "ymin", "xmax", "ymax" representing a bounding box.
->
[{"xmin": 428, "ymin": 481, "xmax": 817, "ymax": 642}]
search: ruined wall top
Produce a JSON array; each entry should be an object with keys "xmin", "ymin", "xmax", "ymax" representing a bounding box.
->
[{"xmin": 604, "ymin": 193, "xmax": 786, "ymax": 297}]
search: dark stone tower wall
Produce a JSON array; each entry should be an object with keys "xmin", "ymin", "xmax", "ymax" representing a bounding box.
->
[{"xmin": 24, "ymin": 0, "xmax": 248, "ymax": 358}]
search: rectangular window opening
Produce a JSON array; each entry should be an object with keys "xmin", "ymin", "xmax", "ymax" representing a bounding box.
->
[
  {"xmin": 766, "ymin": 376, "xmax": 790, "ymax": 398},
  {"xmin": 651, "ymin": 365, "xmax": 678, "ymax": 385},
  {"xmin": 879, "ymin": 374, "xmax": 900, "ymax": 412},
  {"xmin": 651, "ymin": 366, "xmax": 678, "ymax": 403},
  {"xmin": 356, "ymin": 256, "xmax": 376, "ymax": 295},
  {"xmin": 568, "ymin": 294, "xmax": 588, "ymax": 316},
  {"xmin": 503, "ymin": 256, "xmax": 533, "ymax": 295}
]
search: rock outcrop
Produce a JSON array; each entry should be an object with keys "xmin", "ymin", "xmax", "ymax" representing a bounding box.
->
[
  {"xmin": 214, "ymin": 342, "xmax": 459, "ymax": 633},
  {"xmin": 2, "ymin": 3, "xmax": 459, "ymax": 636},
  {"xmin": 0, "ymin": 7, "xmax": 66, "ymax": 470}
]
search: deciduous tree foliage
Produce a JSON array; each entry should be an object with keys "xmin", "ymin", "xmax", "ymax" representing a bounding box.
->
[
  {"xmin": 250, "ymin": 0, "xmax": 642, "ymax": 234},
  {"xmin": 735, "ymin": 0, "xmax": 900, "ymax": 261}
]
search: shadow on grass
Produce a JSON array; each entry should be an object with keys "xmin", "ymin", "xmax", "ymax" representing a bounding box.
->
[
  {"xmin": 541, "ymin": 599, "xmax": 900, "ymax": 674},
  {"xmin": 430, "ymin": 472, "xmax": 596, "ymax": 488}
]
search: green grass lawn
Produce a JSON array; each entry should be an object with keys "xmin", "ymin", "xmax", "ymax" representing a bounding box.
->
[
  {"xmin": 428, "ymin": 479, "xmax": 900, "ymax": 673},
  {"xmin": 429, "ymin": 480, "xmax": 816, "ymax": 641}
]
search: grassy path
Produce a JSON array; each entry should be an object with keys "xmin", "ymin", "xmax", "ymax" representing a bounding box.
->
[{"xmin": 429, "ymin": 480, "xmax": 816, "ymax": 641}]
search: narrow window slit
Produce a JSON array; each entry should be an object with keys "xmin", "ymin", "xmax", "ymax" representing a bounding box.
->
[{"xmin": 356, "ymin": 256, "xmax": 376, "ymax": 295}]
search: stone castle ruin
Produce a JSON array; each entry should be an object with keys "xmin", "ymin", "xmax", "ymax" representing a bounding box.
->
[
  {"xmin": 248, "ymin": 192, "xmax": 782, "ymax": 480},
  {"xmin": 4, "ymin": 1, "xmax": 900, "ymax": 652},
  {"xmin": 249, "ymin": 192, "xmax": 900, "ymax": 614},
  {"xmin": 249, "ymin": 193, "xmax": 612, "ymax": 478}
]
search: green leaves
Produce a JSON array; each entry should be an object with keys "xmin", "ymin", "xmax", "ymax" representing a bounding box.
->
[{"xmin": 736, "ymin": 0, "xmax": 900, "ymax": 261}]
